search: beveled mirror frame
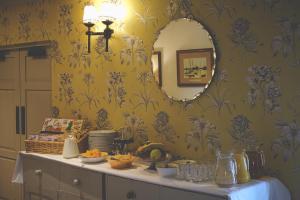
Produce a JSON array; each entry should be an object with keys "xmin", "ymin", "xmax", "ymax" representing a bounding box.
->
[{"xmin": 151, "ymin": 16, "xmax": 218, "ymax": 102}]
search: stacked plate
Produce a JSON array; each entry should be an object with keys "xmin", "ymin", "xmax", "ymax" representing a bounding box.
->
[{"xmin": 88, "ymin": 130, "xmax": 118, "ymax": 153}]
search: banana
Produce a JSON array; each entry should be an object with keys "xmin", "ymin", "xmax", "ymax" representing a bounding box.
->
[{"xmin": 136, "ymin": 143, "xmax": 165, "ymax": 158}]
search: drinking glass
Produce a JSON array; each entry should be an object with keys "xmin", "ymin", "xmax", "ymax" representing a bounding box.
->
[
  {"xmin": 176, "ymin": 163, "xmax": 187, "ymax": 180},
  {"xmin": 184, "ymin": 163, "xmax": 195, "ymax": 182}
]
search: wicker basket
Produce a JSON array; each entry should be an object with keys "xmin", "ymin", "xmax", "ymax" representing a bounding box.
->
[{"xmin": 24, "ymin": 134, "xmax": 88, "ymax": 154}]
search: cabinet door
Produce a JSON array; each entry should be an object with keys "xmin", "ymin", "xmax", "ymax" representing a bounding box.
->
[
  {"xmin": 23, "ymin": 156, "xmax": 60, "ymax": 200},
  {"xmin": 0, "ymin": 157, "xmax": 20, "ymax": 200},
  {"xmin": 59, "ymin": 164, "xmax": 103, "ymax": 200},
  {"xmin": 159, "ymin": 186, "xmax": 226, "ymax": 200},
  {"xmin": 26, "ymin": 192, "xmax": 54, "ymax": 200},
  {"xmin": 106, "ymin": 175, "xmax": 160, "ymax": 200}
]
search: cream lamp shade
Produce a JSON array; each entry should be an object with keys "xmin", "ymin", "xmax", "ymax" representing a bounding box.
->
[
  {"xmin": 83, "ymin": 5, "xmax": 98, "ymax": 24},
  {"xmin": 98, "ymin": 2, "xmax": 126, "ymax": 21}
]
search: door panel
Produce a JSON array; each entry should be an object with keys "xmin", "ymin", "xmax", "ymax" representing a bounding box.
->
[
  {"xmin": 25, "ymin": 90, "xmax": 52, "ymax": 135},
  {"xmin": 159, "ymin": 186, "xmax": 226, "ymax": 200},
  {"xmin": 0, "ymin": 90, "xmax": 19, "ymax": 158},
  {"xmin": 0, "ymin": 53, "xmax": 18, "ymax": 82},
  {"xmin": 0, "ymin": 157, "xmax": 20, "ymax": 200},
  {"xmin": 23, "ymin": 156, "xmax": 60, "ymax": 200},
  {"xmin": 57, "ymin": 191, "xmax": 82, "ymax": 200},
  {"xmin": 27, "ymin": 192, "xmax": 55, "ymax": 200},
  {"xmin": 20, "ymin": 50, "xmax": 52, "ymax": 150},
  {"xmin": 24, "ymin": 57, "xmax": 51, "ymax": 82},
  {"xmin": 0, "ymin": 51, "xmax": 20, "ymax": 159},
  {"xmin": 106, "ymin": 175, "xmax": 160, "ymax": 200},
  {"xmin": 59, "ymin": 165, "xmax": 102, "ymax": 200},
  {"xmin": 21, "ymin": 50, "xmax": 51, "ymax": 89}
]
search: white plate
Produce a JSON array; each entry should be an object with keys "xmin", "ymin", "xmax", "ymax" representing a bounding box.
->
[{"xmin": 79, "ymin": 156, "xmax": 107, "ymax": 163}]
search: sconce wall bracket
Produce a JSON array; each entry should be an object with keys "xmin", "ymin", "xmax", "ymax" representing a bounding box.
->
[{"xmin": 84, "ymin": 20, "xmax": 114, "ymax": 53}]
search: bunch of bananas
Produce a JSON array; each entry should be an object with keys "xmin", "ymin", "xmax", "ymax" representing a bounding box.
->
[{"xmin": 136, "ymin": 142, "xmax": 165, "ymax": 159}]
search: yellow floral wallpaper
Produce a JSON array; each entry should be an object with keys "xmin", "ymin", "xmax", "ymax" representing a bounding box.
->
[{"xmin": 1, "ymin": 0, "xmax": 300, "ymax": 199}]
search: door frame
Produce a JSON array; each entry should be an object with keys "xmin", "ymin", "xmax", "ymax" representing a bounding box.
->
[{"xmin": 0, "ymin": 40, "xmax": 53, "ymax": 51}]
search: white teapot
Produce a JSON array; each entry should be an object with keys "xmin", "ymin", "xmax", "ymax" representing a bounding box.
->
[{"xmin": 62, "ymin": 135, "xmax": 79, "ymax": 159}]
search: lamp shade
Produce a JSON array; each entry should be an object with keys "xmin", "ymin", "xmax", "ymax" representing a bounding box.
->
[
  {"xmin": 83, "ymin": 5, "xmax": 98, "ymax": 24},
  {"xmin": 98, "ymin": 2, "xmax": 126, "ymax": 21}
]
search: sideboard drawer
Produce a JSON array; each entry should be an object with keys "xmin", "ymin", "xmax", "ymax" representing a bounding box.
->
[
  {"xmin": 106, "ymin": 175, "xmax": 160, "ymax": 200},
  {"xmin": 159, "ymin": 186, "xmax": 226, "ymax": 200},
  {"xmin": 23, "ymin": 155, "xmax": 60, "ymax": 200},
  {"xmin": 59, "ymin": 164, "xmax": 103, "ymax": 200}
]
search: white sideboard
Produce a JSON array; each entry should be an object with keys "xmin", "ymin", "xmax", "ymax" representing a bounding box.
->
[{"xmin": 19, "ymin": 152, "xmax": 289, "ymax": 200}]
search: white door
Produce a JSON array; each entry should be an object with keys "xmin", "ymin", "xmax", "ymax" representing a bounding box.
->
[
  {"xmin": 0, "ymin": 50, "xmax": 21, "ymax": 200},
  {"xmin": 0, "ymin": 47, "xmax": 52, "ymax": 200}
]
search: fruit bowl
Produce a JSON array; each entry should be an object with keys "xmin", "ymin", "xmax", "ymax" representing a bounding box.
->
[
  {"xmin": 79, "ymin": 156, "xmax": 107, "ymax": 163},
  {"xmin": 79, "ymin": 149, "xmax": 108, "ymax": 163},
  {"xmin": 108, "ymin": 154, "xmax": 135, "ymax": 169}
]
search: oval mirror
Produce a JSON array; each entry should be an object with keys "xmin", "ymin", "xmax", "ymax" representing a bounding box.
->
[{"xmin": 151, "ymin": 18, "xmax": 216, "ymax": 101}]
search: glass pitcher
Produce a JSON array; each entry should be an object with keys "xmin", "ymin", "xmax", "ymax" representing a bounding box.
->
[{"xmin": 215, "ymin": 151, "xmax": 237, "ymax": 187}]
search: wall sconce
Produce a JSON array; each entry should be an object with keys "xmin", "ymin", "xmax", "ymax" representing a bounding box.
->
[{"xmin": 83, "ymin": 3, "xmax": 125, "ymax": 53}]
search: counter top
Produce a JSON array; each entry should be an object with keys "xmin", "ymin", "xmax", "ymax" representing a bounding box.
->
[{"xmin": 17, "ymin": 152, "xmax": 291, "ymax": 200}]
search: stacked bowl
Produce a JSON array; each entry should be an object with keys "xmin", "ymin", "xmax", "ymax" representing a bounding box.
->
[{"xmin": 88, "ymin": 130, "xmax": 118, "ymax": 153}]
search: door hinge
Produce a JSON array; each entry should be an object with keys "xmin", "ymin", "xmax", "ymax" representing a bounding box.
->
[{"xmin": 0, "ymin": 51, "xmax": 8, "ymax": 61}]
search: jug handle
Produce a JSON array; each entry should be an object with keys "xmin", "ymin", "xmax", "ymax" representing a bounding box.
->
[
  {"xmin": 245, "ymin": 153, "xmax": 250, "ymax": 171},
  {"xmin": 233, "ymin": 159, "xmax": 238, "ymax": 176},
  {"xmin": 216, "ymin": 150, "xmax": 221, "ymax": 158},
  {"xmin": 260, "ymin": 151, "xmax": 265, "ymax": 167}
]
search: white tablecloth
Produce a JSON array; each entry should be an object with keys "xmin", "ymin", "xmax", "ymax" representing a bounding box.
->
[
  {"xmin": 226, "ymin": 177, "xmax": 291, "ymax": 200},
  {"xmin": 13, "ymin": 152, "xmax": 291, "ymax": 200}
]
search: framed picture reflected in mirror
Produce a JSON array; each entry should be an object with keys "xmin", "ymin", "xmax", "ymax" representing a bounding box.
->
[
  {"xmin": 176, "ymin": 48, "xmax": 213, "ymax": 87},
  {"xmin": 151, "ymin": 51, "xmax": 162, "ymax": 87}
]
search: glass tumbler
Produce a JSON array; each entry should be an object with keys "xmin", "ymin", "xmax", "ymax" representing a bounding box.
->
[
  {"xmin": 184, "ymin": 163, "xmax": 195, "ymax": 182},
  {"xmin": 176, "ymin": 163, "xmax": 187, "ymax": 180}
]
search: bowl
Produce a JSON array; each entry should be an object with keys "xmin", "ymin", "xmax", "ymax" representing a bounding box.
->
[
  {"xmin": 108, "ymin": 159, "xmax": 133, "ymax": 169},
  {"xmin": 156, "ymin": 163, "xmax": 177, "ymax": 177},
  {"xmin": 108, "ymin": 154, "xmax": 135, "ymax": 169},
  {"xmin": 79, "ymin": 156, "xmax": 106, "ymax": 163},
  {"xmin": 156, "ymin": 166, "xmax": 177, "ymax": 177},
  {"xmin": 171, "ymin": 160, "xmax": 196, "ymax": 166}
]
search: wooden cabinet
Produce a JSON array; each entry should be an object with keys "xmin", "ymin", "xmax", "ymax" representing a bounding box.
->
[
  {"xmin": 23, "ymin": 156, "xmax": 60, "ymax": 200},
  {"xmin": 159, "ymin": 186, "xmax": 226, "ymax": 200},
  {"xmin": 59, "ymin": 164, "xmax": 103, "ymax": 200},
  {"xmin": 23, "ymin": 155, "xmax": 104, "ymax": 200},
  {"xmin": 23, "ymin": 154, "xmax": 227, "ymax": 200},
  {"xmin": 106, "ymin": 175, "xmax": 226, "ymax": 200},
  {"xmin": 106, "ymin": 175, "xmax": 160, "ymax": 200}
]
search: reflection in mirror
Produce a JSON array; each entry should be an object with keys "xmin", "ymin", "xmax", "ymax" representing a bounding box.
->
[
  {"xmin": 152, "ymin": 51, "xmax": 162, "ymax": 87},
  {"xmin": 151, "ymin": 18, "xmax": 216, "ymax": 101}
]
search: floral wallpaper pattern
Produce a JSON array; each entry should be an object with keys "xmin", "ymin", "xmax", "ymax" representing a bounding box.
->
[
  {"xmin": 230, "ymin": 17, "xmax": 259, "ymax": 52},
  {"xmin": 0, "ymin": 0, "xmax": 299, "ymax": 199},
  {"xmin": 229, "ymin": 114, "xmax": 257, "ymax": 148},
  {"xmin": 186, "ymin": 117, "xmax": 221, "ymax": 153},
  {"xmin": 247, "ymin": 65, "xmax": 281, "ymax": 113}
]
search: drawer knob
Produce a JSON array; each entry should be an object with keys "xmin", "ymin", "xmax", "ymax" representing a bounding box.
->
[
  {"xmin": 34, "ymin": 169, "xmax": 42, "ymax": 175},
  {"xmin": 73, "ymin": 179, "xmax": 80, "ymax": 185},
  {"xmin": 126, "ymin": 191, "xmax": 136, "ymax": 199}
]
